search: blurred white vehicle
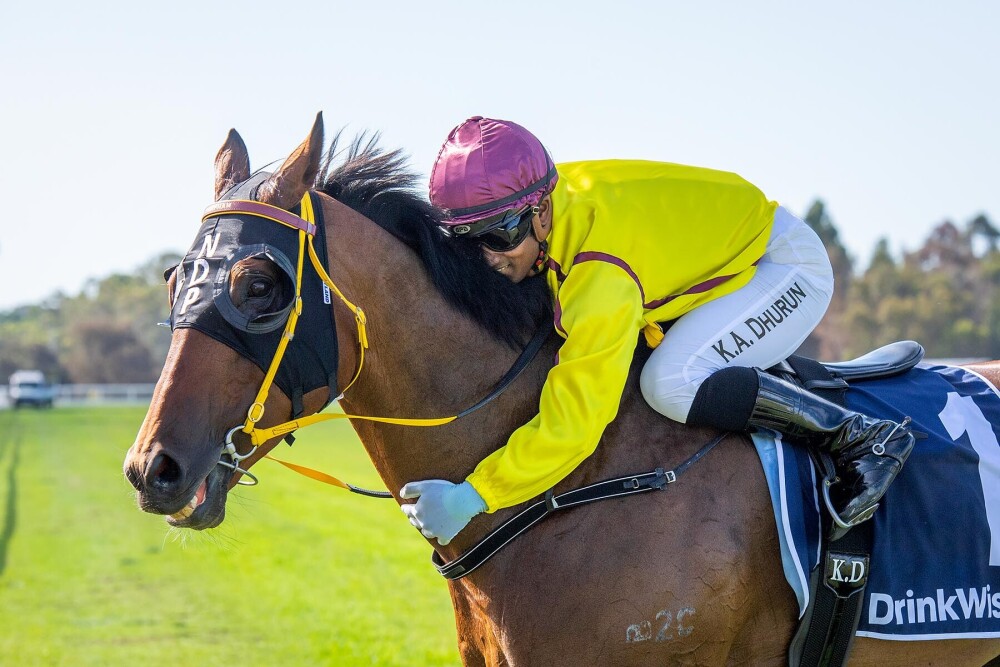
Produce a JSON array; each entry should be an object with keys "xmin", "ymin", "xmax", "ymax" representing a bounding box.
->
[{"xmin": 9, "ymin": 370, "xmax": 56, "ymax": 408}]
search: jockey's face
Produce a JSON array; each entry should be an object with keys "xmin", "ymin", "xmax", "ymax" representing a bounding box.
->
[{"xmin": 481, "ymin": 195, "xmax": 552, "ymax": 283}]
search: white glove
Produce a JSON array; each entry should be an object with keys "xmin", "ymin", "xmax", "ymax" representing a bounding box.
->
[{"xmin": 400, "ymin": 480, "xmax": 487, "ymax": 546}]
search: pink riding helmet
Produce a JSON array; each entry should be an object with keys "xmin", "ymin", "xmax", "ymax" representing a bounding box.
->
[{"xmin": 429, "ymin": 116, "xmax": 558, "ymax": 232}]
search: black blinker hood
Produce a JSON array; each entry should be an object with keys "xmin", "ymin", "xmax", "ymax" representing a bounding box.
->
[{"xmin": 170, "ymin": 173, "xmax": 339, "ymax": 411}]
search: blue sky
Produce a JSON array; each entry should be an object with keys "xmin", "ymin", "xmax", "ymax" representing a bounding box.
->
[{"xmin": 1, "ymin": 1, "xmax": 997, "ymax": 310}]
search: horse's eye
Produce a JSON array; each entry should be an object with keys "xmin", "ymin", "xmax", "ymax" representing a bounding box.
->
[{"xmin": 247, "ymin": 277, "xmax": 272, "ymax": 299}]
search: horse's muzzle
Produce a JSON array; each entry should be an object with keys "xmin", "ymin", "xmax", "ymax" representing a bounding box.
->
[{"xmin": 123, "ymin": 441, "xmax": 215, "ymax": 516}]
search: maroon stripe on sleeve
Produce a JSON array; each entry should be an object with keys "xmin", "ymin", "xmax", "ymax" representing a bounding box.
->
[
  {"xmin": 643, "ymin": 259, "xmax": 761, "ymax": 310},
  {"xmin": 558, "ymin": 251, "xmax": 761, "ymax": 312},
  {"xmin": 546, "ymin": 257, "xmax": 567, "ymax": 283},
  {"xmin": 573, "ymin": 252, "xmax": 646, "ymax": 303},
  {"xmin": 553, "ymin": 298, "xmax": 567, "ymax": 337}
]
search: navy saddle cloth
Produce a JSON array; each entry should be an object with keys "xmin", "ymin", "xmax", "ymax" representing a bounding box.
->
[{"xmin": 754, "ymin": 362, "xmax": 1000, "ymax": 640}]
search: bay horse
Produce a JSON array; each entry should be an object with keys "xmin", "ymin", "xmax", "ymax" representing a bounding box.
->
[{"xmin": 123, "ymin": 114, "xmax": 1000, "ymax": 666}]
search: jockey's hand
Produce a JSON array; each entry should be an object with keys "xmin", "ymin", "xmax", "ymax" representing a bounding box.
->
[{"xmin": 400, "ymin": 480, "xmax": 487, "ymax": 546}]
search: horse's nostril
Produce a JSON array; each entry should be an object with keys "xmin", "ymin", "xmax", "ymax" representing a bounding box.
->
[
  {"xmin": 149, "ymin": 452, "xmax": 183, "ymax": 491},
  {"xmin": 125, "ymin": 461, "xmax": 143, "ymax": 491}
]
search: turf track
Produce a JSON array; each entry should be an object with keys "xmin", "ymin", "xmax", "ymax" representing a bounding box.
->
[{"xmin": 0, "ymin": 406, "xmax": 459, "ymax": 666}]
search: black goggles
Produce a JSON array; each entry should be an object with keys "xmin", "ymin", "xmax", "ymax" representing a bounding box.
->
[{"xmin": 453, "ymin": 204, "xmax": 538, "ymax": 252}]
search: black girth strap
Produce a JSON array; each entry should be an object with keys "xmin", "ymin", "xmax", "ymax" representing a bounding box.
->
[
  {"xmin": 432, "ymin": 433, "xmax": 727, "ymax": 580},
  {"xmin": 783, "ymin": 356, "xmax": 874, "ymax": 667},
  {"xmin": 791, "ymin": 520, "xmax": 873, "ymax": 667}
]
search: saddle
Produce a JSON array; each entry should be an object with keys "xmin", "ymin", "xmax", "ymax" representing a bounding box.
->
[{"xmin": 768, "ymin": 340, "xmax": 925, "ymax": 389}]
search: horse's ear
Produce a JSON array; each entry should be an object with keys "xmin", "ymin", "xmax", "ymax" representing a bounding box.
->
[
  {"xmin": 214, "ymin": 129, "xmax": 251, "ymax": 201},
  {"xmin": 257, "ymin": 112, "xmax": 324, "ymax": 210}
]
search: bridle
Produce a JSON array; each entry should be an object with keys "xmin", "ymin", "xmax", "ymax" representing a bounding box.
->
[{"xmin": 198, "ymin": 191, "xmax": 549, "ymax": 490}]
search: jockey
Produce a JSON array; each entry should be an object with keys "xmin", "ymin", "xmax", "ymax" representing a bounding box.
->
[{"xmin": 400, "ymin": 116, "xmax": 915, "ymax": 546}]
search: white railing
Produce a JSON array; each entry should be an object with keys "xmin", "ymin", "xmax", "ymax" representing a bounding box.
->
[{"xmin": 0, "ymin": 384, "xmax": 156, "ymax": 408}]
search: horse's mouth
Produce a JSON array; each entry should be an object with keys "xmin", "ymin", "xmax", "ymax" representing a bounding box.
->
[{"xmin": 166, "ymin": 464, "xmax": 231, "ymax": 530}]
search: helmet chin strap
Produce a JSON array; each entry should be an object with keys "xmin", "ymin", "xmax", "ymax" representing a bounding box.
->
[{"xmin": 529, "ymin": 238, "xmax": 549, "ymax": 277}]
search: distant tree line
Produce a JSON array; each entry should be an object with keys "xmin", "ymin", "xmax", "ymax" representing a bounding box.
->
[
  {"xmin": 1, "ymin": 202, "xmax": 998, "ymax": 384},
  {"xmin": 0, "ymin": 253, "xmax": 179, "ymax": 383},
  {"xmin": 801, "ymin": 202, "xmax": 1000, "ymax": 361}
]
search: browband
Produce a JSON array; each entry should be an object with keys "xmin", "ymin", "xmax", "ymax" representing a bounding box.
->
[{"xmin": 203, "ymin": 199, "xmax": 317, "ymax": 235}]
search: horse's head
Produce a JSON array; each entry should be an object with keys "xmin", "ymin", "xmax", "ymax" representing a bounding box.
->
[
  {"xmin": 125, "ymin": 113, "xmax": 555, "ymax": 532},
  {"xmin": 123, "ymin": 114, "xmax": 334, "ymax": 529}
]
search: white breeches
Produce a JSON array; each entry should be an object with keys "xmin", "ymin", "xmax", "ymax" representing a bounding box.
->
[{"xmin": 640, "ymin": 206, "xmax": 835, "ymax": 423}]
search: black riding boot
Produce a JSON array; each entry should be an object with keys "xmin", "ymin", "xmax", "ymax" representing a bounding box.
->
[
  {"xmin": 686, "ymin": 366, "xmax": 915, "ymax": 528},
  {"xmin": 750, "ymin": 370, "xmax": 914, "ymax": 526}
]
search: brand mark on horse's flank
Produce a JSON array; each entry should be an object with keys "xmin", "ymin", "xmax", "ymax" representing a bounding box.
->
[
  {"xmin": 625, "ymin": 606, "xmax": 695, "ymax": 644},
  {"xmin": 712, "ymin": 282, "xmax": 809, "ymax": 363}
]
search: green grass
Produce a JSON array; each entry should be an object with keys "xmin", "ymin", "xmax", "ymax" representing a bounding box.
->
[{"xmin": 0, "ymin": 406, "xmax": 461, "ymax": 666}]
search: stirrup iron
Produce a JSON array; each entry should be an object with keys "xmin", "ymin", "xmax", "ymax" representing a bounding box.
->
[{"xmin": 822, "ymin": 474, "xmax": 878, "ymax": 539}]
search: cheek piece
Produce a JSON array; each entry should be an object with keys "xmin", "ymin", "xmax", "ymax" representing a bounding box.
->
[{"xmin": 169, "ymin": 173, "xmax": 340, "ymax": 418}]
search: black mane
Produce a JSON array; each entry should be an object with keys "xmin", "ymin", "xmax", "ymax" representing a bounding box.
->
[{"xmin": 315, "ymin": 133, "xmax": 553, "ymax": 349}]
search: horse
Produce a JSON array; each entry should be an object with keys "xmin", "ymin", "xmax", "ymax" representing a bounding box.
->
[{"xmin": 123, "ymin": 114, "xmax": 1000, "ymax": 666}]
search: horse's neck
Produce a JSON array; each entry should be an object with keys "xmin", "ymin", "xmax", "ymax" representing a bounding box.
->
[
  {"xmin": 320, "ymin": 196, "xmax": 547, "ymax": 499},
  {"xmin": 317, "ymin": 196, "xmax": 717, "ymax": 569}
]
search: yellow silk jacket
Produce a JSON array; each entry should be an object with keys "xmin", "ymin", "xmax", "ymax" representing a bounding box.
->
[{"xmin": 466, "ymin": 159, "xmax": 778, "ymax": 511}]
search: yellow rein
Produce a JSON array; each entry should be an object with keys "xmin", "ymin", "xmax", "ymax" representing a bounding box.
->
[{"xmin": 205, "ymin": 193, "xmax": 456, "ymax": 489}]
